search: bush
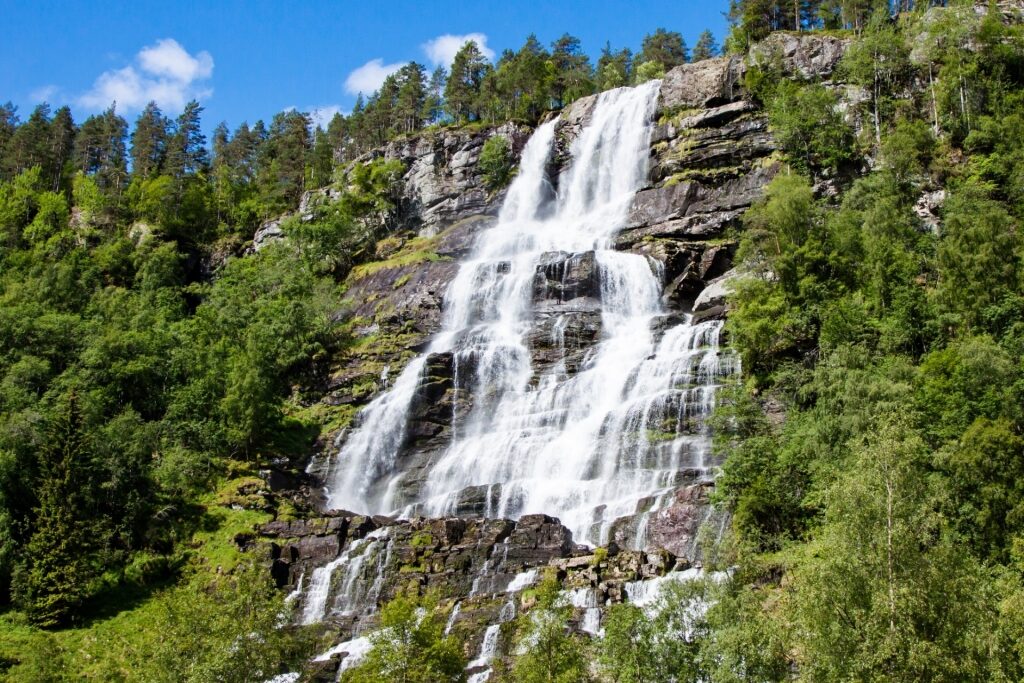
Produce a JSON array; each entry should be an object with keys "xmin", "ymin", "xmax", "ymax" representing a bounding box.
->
[{"xmin": 479, "ymin": 135, "xmax": 515, "ymax": 191}]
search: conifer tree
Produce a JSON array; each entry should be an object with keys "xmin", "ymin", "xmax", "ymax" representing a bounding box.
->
[
  {"xmin": 639, "ymin": 28, "xmax": 689, "ymax": 69},
  {"xmin": 47, "ymin": 106, "xmax": 76, "ymax": 192},
  {"xmin": 692, "ymin": 30, "xmax": 720, "ymax": 61},
  {"xmin": 73, "ymin": 105, "xmax": 128, "ymax": 195},
  {"xmin": 12, "ymin": 393, "xmax": 96, "ymax": 627},
  {"xmin": 130, "ymin": 101, "xmax": 170, "ymax": 179},
  {"xmin": 396, "ymin": 62, "xmax": 428, "ymax": 134},
  {"xmin": 551, "ymin": 33, "xmax": 594, "ymax": 108},
  {"xmin": 424, "ymin": 66, "xmax": 447, "ymax": 125},
  {"xmin": 444, "ymin": 40, "xmax": 490, "ymax": 122}
]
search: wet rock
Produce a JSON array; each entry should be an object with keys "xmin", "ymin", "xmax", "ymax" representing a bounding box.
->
[
  {"xmin": 644, "ymin": 483, "xmax": 714, "ymax": 559},
  {"xmin": 693, "ymin": 268, "xmax": 741, "ymax": 315},
  {"xmin": 532, "ymin": 251, "xmax": 601, "ymax": 303}
]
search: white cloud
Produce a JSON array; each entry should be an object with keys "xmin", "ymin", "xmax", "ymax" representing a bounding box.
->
[
  {"xmin": 79, "ymin": 38, "xmax": 213, "ymax": 113},
  {"xmin": 308, "ymin": 105, "xmax": 345, "ymax": 130},
  {"xmin": 421, "ymin": 33, "xmax": 494, "ymax": 67},
  {"xmin": 138, "ymin": 38, "xmax": 213, "ymax": 83},
  {"xmin": 344, "ymin": 58, "xmax": 403, "ymax": 96}
]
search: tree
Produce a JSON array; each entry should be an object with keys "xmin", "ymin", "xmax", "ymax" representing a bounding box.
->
[
  {"xmin": 165, "ymin": 100, "xmax": 209, "ymax": 179},
  {"xmin": 73, "ymin": 105, "xmax": 128, "ymax": 195},
  {"xmin": 47, "ymin": 106, "xmax": 76, "ymax": 192},
  {"xmin": 936, "ymin": 184, "xmax": 1020, "ymax": 327},
  {"xmin": 692, "ymin": 30, "xmax": 720, "ymax": 61},
  {"xmin": 787, "ymin": 416, "xmax": 999, "ymax": 681},
  {"xmin": 479, "ymin": 135, "xmax": 515, "ymax": 190},
  {"xmin": 445, "ymin": 40, "xmax": 491, "ymax": 122},
  {"xmin": 3, "ymin": 104, "xmax": 52, "ymax": 180},
  {"xmin": 396, "ymin": 62, "xmax": 428, "ymax": 134},
  {"xmin": 423, "ymin": 67, "xmax": 447, "ymax": 126},
  {"xmin": 341, "ymin": 592, "xmax": 466, "ymax": 683},
  {"xmin": 638, "ymin": 28, "xmax": 688, "ymax": 69},
  {"xmin": 550, "ymin": 34, "xmax": 594, "ymax": 108},
  {"xmin": 131, "ymin": 101, "xmax": 170, "ymax": 179},
  {"xmin": 507, "ymin": 575, "xmax": 591, "ymax": 683},
  {"xmin": 767, "ymin": 81, "xmax": 854, "ymax": 180},
  {"xmin": 596, "ymin": 43, "xmax": 632, "ymax": 91},
  {"xmin": 0, "ymin": 101, "xmax": 19, "ymax": 165},
  {"xmin": 840, "ymin": 12, "xmax": 913, "ymax": 146},
  {"xmin": 11, "ymin": 393, "xmax": 96, "ymax": 627}
]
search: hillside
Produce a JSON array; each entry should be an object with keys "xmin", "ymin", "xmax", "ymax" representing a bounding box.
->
[{"xmin": 2, "ymin": 2, "xmax": 1024, "ymax": 681}]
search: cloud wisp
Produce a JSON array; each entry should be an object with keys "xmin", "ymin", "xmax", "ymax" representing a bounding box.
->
[
  {"xmin": 421, "ymin": 33, "xmax": 494, "ymax": 67},
  {"xmin": 79, "ymin": 38, "xmax": 213, "ymax": 113},
  {"xmin": 344, "ymin": 58, "xmax": 404, "ymax": 96},
  {"xmin": 342, "ymin": 32, "xmax": 492, "ymax": 99}
]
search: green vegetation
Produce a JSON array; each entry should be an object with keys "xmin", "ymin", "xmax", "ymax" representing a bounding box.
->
[
  {"xmin": 479, "ymin": 135, "xmax": 516, "ymax": 190},
  {"xmin": 496, "ymin": 575, "xmax": 591, "ymax": 683},
  {"xmin": 341, "ymin": 592, "xmax": 466, "ymax": 683},
  {"xmin": 706, "ymin": 2, "xmax": 1024, "ymax": 681}
]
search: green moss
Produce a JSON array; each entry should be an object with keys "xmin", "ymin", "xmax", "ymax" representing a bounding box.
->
[
  {"xmin": 658, "ymin": 106, "xmax": 702, "ymax": 127},
  {"xmin": 348, "ymin": 235, "xmax": 448, "ymax": 280},
  {"xmin": 410, "ymin": 532, "xmax": 436, "ymax": 548}
]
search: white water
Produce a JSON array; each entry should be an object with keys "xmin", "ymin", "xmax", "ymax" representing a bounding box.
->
[
  {"xmin": 299, "ymin": 529, "xmax": 391, "ymax": 625},
  {"xmin": 567, "ymin": 587, "xmax": 603, "ymax": 635},
  {"xmin": 505, "ymin": 568, "xmax": 539, "ymax": 592},
  {"xmin": 312, "ymin": 634, "xmax": 373, "ymax": 667},
  {"xmin": 327, "ymin": 79, "xmax": 738, "ymax": 547}
]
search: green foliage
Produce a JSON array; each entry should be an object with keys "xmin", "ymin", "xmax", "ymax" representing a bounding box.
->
[
  {"xmin": 716, "ymin": 7, "xmax": 1024, "ymax": 680},
  {"xmin": 599, "ymin": 580, "xmax": 705, "ymax": 682},
  {"xmin": 479, "ymin": 135, "xmax": 515, "ymax": 190},
  {"xmin": 10, "ymin": 394, "xmax": 95, "ymax": 627},
  {"xmin": 503, "ymin": 575, "xmax": 591, "ymax": 683},
  {"xmin": 766, "ymin": 81, "xmax": 855, "ymax": 179},
  {"xmin": 341, "ymin": 592, "xmax": 466, "ymax": 683}
]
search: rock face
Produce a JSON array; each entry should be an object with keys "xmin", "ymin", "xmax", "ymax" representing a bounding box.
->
[
  {"xmin": 261, "ymin": 510, "xmax": 696, "ymax": 675},
  {"xmin": 369, "ymin": 122, "xmax": 533, "ymax": 237},
  {"xmin": 749, "ymin": 32, "xmax": 852, "ymax": 80},
  {"xmin": 273, "ymin": 30, "xmax": 853, "ymax": 672}
]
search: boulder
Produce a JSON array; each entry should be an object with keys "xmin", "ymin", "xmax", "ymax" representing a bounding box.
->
[{"xmin": 658, "ymin": 56, "xmax": 745, "ymax": 111}]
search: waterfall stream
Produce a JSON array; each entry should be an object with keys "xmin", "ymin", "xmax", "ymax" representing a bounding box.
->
[{"xmin": 327, "ymin": 79, "xmax": 738, "ymax": 548}]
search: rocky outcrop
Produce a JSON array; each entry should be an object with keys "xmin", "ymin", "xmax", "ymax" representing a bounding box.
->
[
  {"xmin": 261, "ymin": 509, "xmax": 699, "ymax": 674},
  {"xmin": 749, "ymin": 32, "xmax": 852, "ymax": 81},
  {"xmin": 368, "ymin": 122, "xmax": 533, "ymax": 237}
]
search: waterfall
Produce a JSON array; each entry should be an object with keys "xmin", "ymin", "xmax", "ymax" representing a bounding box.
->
[{"xmin": 328, "ymin": 79, "xmax": 738, "ymax": 547}]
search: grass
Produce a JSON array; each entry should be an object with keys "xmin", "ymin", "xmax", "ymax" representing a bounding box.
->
[
  {"xmin": 348, "ymin": 235, "xmax": 446, "ymax": 280},
  {"xmin": 0, "ymin": 476, "xmax": 276, "ymax": 681}
]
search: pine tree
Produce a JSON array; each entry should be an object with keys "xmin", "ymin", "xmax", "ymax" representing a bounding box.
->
[
  {"xmin": 73, "ymin": 105, "xmax": 128, "ymax": 195},
  {"xmin": 4, "ymin": 104, "xmax": 53, "ymax": 179},
  {"xmin": 444, "ymin": 40, "xmax": 490, "ymax": 122},
  {"xmin": 130, "ymin": 101, "xmax": 170, "ymax": 179},
  {"xmin": 596, "ymin": 42, "xmax": 633, "ymax": 90},
  {"xmin": 639, "ymin": 28, "xmax": 689, "ymax": 70},
  {"xmin": 165, "ymin": 100, "xmax": 208, "ymax": 179},
  {"xmin": 551, "ymin": 33, "xmax": 594, "ymax": 109},
  {"xmin": 424, "ymin": 66, "xmax": 447, "ymax": 125},
  {"xmin": 692, "ymin": 30, "xmax": 720, "ymax": 61},
  {"xmin": 395, "ymin": 62, "xmax": 428, "ymax": 134},
  {"xmin": 47, "ymin": 106, "xmax": 76, "ymax": 192},
  {"xmin": 0, "ymin": 101, "xmax": 18, "ymax": 168},
  {"xmin": 11, "ymin": 393, "xmax": 96, "ymax": 628}
]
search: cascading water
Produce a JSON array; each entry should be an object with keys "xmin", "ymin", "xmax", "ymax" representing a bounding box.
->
[{"xmin": 328, "ymin": 79, "xmax": 738, "ymax": 548}]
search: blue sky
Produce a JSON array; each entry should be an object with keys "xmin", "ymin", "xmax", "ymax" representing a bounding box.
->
[{"xmin": 0, "ymin": 0, "xmax": 729, "ymax": 132}]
